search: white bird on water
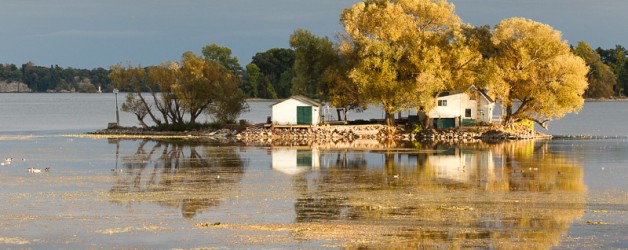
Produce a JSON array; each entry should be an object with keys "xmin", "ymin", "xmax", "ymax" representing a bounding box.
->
[
  {"xmin": 3, "ymin": 157, "xmax": 13, "ymax": 165},
  {"xmin": 28, "ymin": 168, "xmax": 42, "ymax": 173}
]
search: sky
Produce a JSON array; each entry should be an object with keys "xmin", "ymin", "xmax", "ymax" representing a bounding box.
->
[{"xmin": 1, "ymin": 0, "xmax": 627, "ymax": 69}]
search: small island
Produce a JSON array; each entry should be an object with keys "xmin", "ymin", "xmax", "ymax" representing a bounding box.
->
[{"xmin": 4, "ymin": 0, "xmax": 617, "ymax": 144}]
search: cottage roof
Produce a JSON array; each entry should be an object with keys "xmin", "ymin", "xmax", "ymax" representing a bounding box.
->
[
  {"xmin": 469, "ymin": 85, "xmax": 494, "ymax": 103},
  {"xmin": 438, "ymin": 85, "xmax": 494, "ymax": 103},
  {"xmin": 271, "ymin": 95, "xmax": 323, "ymax": 107}
]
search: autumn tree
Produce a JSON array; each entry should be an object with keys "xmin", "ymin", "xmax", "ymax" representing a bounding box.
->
[
  {"xmin": 573, "ymin": 41, "xmax": 616, "ymax": 98},
  {"xmin": 110, "ymin": 48, "xmax": 248, "ymax": 127},
  {"xmin": 174, "ymin": 52, "xmax": 220, "ymax": 124},
  {"xmin": 121, "ymin": 93, "xmax": 149, "ymax": 128},
  {"xmin": 110, "ymin": 64, "xmax": 167, "ymax": 126},
  {"xmin": 490, "ymin": 18, "xmax": 589, "ymax": 129},
  {"xmin": 340, "ymin": 0, "xmax": 482, "ymax": 127},
  {"xmin": 206, "ymin": 72, "xmax": 249, "ymax": 124},
  {"xmin": 147, "ymin": 63, "xmax": 185, "ymax": 125},
  {"xmin": 200, "ymin": 44, "xmax": 250, "ymax": 122}
]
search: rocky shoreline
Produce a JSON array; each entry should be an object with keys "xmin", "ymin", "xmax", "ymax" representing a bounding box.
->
[{"xmin": 89, "ymin": 123, "xmax": 549, "ymax": 144}]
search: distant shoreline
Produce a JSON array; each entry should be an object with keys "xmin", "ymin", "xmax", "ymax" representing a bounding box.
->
[{"xmin": 584, "ymin": 98, "xmax": 628, "ymax": 102}]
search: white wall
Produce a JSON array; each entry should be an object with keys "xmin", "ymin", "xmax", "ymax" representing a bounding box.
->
[
  {"xmin": 271, "ymin": 148, "xmax": 320, "ymax": 175},
  {"xmin": 428, "ymin": 150, "xmax": 494, "ymax": 183},
  {"xmin": 271, "ymin": 98, "xmax": 320, "ymax": 125},
  {"xmin": 428, "ymin": 92, "xmax": 494, "ymax": 123},
  {"xmin": 429, "ymin": 93, "xmax": 466, "ymax": 119}
]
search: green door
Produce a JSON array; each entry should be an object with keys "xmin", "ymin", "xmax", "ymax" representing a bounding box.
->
[
  {"xmin": 296, "ymin": 150, "xmax": 313, "ymax": 167},
  {"xmin": 435, "ymin": 118, "xmax": 456, "ymax": 129},
  {"xmin": 296, "ymin": 106, "xmax": 312, "ymax": 125}
]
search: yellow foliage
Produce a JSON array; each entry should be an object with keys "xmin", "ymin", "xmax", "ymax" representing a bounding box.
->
[
  {"xmin": 490, "ymin": 18, "xmax": 589, "ymax": 127},
  {"xmin": 341, "ymin": 0, "xmax": 482, "ymax": 125}
]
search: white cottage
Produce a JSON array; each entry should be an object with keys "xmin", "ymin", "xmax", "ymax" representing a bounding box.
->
[
  {"xmin": 271, "ymin": 95, "xmax": 323, "ymax": 125},
  {"xmin": 271, "ymin": 148, "xmax": 320, "ymax": 175},
  {"xmin": 428, "ymin": 85, "xmax": 495, "ymax": 129}
]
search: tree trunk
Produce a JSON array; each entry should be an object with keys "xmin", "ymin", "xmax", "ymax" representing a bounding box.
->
[
  {"xmin": 136, "ymin": 114, "xmax": 149, "ymax": 129},
  {"xmin": 385, "ymin": 111, "xmax": 395, "ymax": 127},
  {"xmin": 503, "ymin": 104, "xmax": 515, "ymax": 129},
  {"xmin": 503, "ymin": 115, "xmax": 516, "ymax": 129},
  {"xmin": 137, "ymin": 92, "xmax": 162, "ymax": 126},
  {"xmin": 189, "ymin": 111, "xmax": 199, "ymax": 125}
]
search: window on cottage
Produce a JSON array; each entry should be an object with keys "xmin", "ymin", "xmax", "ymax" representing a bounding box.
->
[
  {"xmin": 438, "ymin": 100, "xmax": 447, "ymax": 106},
  {"xmin": 465, "ymin": 109, "xmax": 472, "ymax": 118}
]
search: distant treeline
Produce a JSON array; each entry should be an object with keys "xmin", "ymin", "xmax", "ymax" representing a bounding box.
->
[
  {"xmin": 1, "ymin": 43, "xmax": 627, "ymax": 98},
  {"xmin": 577, "ymin": 44, "xmax": 628, "ymax": 98},
  {"xmin": 0, "ymin": 62, "xmax": 110, "ymax": 92}
]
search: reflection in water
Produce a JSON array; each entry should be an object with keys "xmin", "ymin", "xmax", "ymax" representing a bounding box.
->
[
  {"xmin": 281, "ymin": 140, "xmax": 586, "ymax": 248},
  {"xmin": 109, "ymin": 139, "xmax": 247, "ymax": 218},
  {"xmin": 272, "ymin": 147, "xmax": 320, "ymax": 175}
]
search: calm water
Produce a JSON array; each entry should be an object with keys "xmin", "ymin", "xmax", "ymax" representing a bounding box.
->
[{"xmin": 0, "ymin": 93, "xmax": 626, "ymax": 248}]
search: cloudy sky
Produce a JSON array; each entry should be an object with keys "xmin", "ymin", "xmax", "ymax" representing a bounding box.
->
[{"xmin": 1, "ymin": 0, "xmax": 626, "ymax": 69}]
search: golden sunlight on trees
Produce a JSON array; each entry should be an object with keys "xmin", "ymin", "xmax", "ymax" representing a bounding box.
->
[
  {"xmin": 340, "ymin": 0, "xmax": 483, "ymax": 127},
  {"xmin": 175, "ymin": 52, "xmax": 220, "ymax": 124},
  {"xmin": 490, "ymin": 18, "xmax": 589, "ymax": 129},
  {"xmin": 110, "ymin": 63, "xmax": 171, "ymax": 126},
  {"xmin": 110, "ymin": 45, "xmax": 247, "ymax": 127}
]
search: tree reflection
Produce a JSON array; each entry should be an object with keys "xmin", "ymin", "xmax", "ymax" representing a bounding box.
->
[
  {"xmin": 290, "ymin": 140, "xmax": 586, "ymax": 248},
  {"xmin": 109, "ymin": 139, "xmax": 246, "ymax": 218}
]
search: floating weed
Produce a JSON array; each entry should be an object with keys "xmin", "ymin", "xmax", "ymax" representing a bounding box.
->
[
  {"xmin": 96, "ymin": 225, "xmax": 169, "ymax": 234},
  {"xmin": 0, "ymin": 237, "xmax": 30, "ymax": 245},
  {"xmin": 585, "ymin": 221, "xmax": 612, "ymax": 225},
  {"xmin": 96, "ymin": 226, "xmax": 134, "ymax": 234}
]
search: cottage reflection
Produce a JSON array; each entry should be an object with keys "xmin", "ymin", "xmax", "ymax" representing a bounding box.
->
[
  {"xmin": 291, "ymin": 141, "xmax": 586, "ymax": 249},
  {"xmin": 271, "ymin": 147, "xmax": 320, "ymax": 175},
  {"xmin": 109, "ymin": 139, "xmax": 246, "ymax": 218}
]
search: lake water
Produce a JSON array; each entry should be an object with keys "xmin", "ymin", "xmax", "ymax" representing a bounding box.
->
[{"xmin": 0, "ymin": 93, "xmax": 626, "ymax": 248}]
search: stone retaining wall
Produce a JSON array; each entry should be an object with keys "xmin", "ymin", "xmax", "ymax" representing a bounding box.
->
[
  {"xmin": 91, "ymin": 124, "xmax": 549, "ymax": 144},
  {"xmin": 236, "ymin": 124, "xmax": 414, "ymax": 143}
]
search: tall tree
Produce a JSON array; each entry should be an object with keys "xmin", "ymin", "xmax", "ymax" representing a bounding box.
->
[
  {"xmin": 597, "ymin": 45, "xmax": 628, "ymax": 96},
  {"xmin": 573, "ymin": 42, "xmax": 615, "ymax": 98},
  {"xmin": 243, "ymin": 63, "xmax": 261, "ymax": 98},
  {"xmin": 201, "ymin": 43, "xmax": 242, "ymax": 73},
  {"xmin": 110, "ymin": 64, "xmax": 166, "ymax": 126},
  {"xmin": 321, "ymin": 48, "xmax": 368, "ymax": 121},
  {"xmin": 490, "ymin": 18, "xmax": 589, "ymax": 129},
  {"xmin": 148, "ymin": 63, "xmax": 184, "ymax": 124},
  {"xmin": 289, "ymin": 29, "xmax": 337, "ymax": 99},
  {"xmin": 251, "ymin": 48, "xmax": 295, "ymax": 98},
  {"xmin": 111, "ymin": 49, "xmax": 248, "ymax": 126},
  {"xmin": 340, "ymin": 0, "xmax": 480, "ymax": 126},
  {"xmin": 121, "ymin": 93, "xmax": 150, "ymax": 128},
  {"xmin": 206, "ymin": 71, "xmax": 249, "ymax": 124},
  {"xmin": 175, "ymin": 52, "xmax": 227, "ymax": 124}
]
